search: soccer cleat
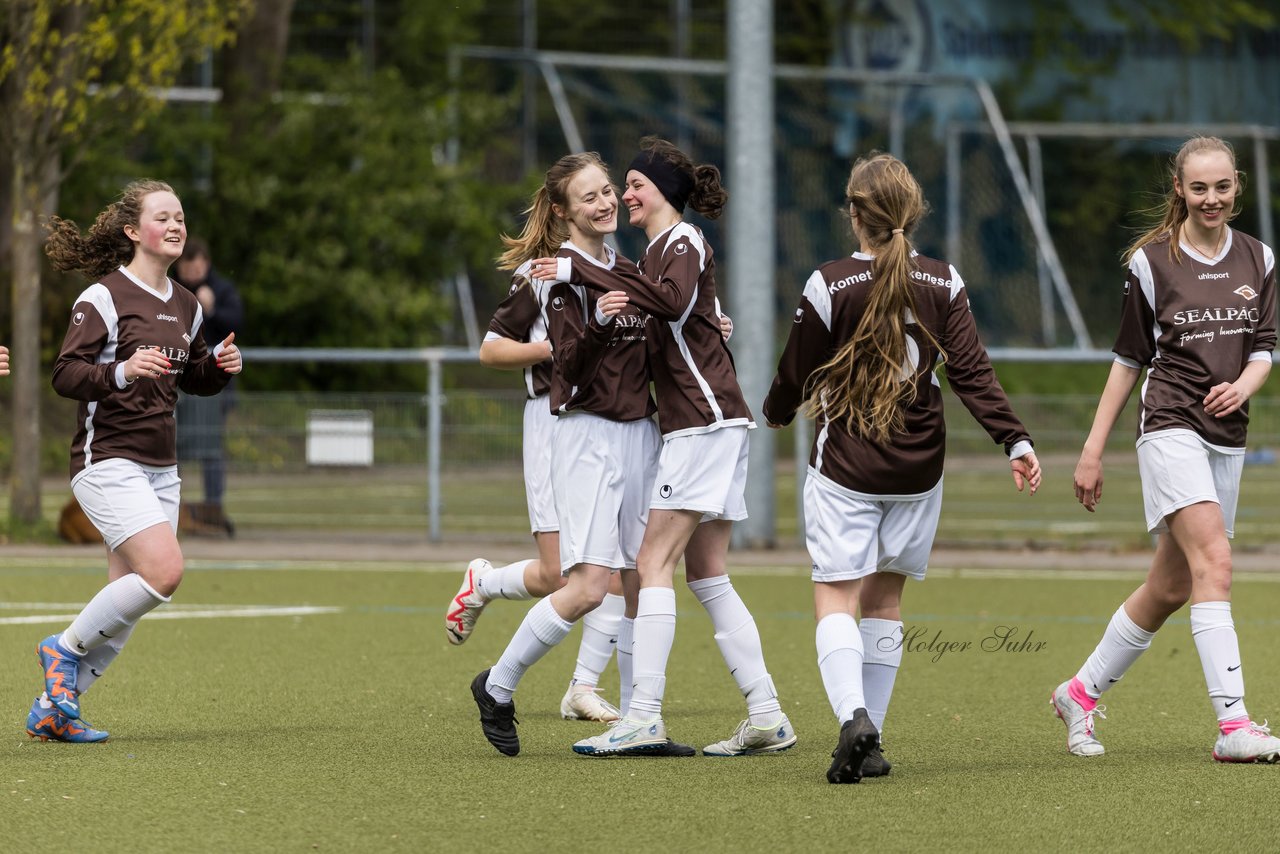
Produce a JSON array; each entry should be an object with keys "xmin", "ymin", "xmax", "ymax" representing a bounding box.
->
[
  {"xmin": 1213, "ymin": 721, "xmax": 1280, "ymax": 763},
  {"xmin": 471, "ymin": 669, "xmax": 519, "ymax": 756},
  {"xmin": 445, "ymin": 559, "xmax": 492, "ymax": 645},
  {"xmin": 1051, "ymin": 680, "xmax": 1106, "ymax": 756},
  {"xmin": 572, "ymin": 716, "xmax": 673, "ymax": 757},
  {"xmin": 703, "ymin": 713, "xmax": 798, "ymax": 757},
  {"xmin": 827, "ymin": 708, "xmax": 879, "ymax": 784},
  {"xmin": 560, "ymin": 683, "xmax": 621, "ymax": 723},
  {"xmin": 37, "ymin": 634, "xmax": 81, "ymax": 718},
  {"xmin": 25, "ymin": 697, "xmax": 109, "ymax": 744},
  {"xmin": 860, "ymin": 743, "xmax": 892, "ymax": 778}
]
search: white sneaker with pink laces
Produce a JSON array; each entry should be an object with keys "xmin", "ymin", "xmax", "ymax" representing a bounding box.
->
[{"xmin": 1213, "ymin": 721, "xmax": 1280, "ymax": 763}]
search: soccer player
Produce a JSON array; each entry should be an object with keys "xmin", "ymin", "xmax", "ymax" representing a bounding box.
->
[
  {"xmin": 444, "ymin": 267, "xmax": 627, "ymax": 725},
  {"xmin": 26, "ymin": 179, "xmax": 242, "ymax": 743},
  {"xmin": 762, "ymin": 153, "xmax": 1040, "ymax": 783},
  {"xmin": 469, "ymin": 152, "xmax": 690, "ymax": 757},
  {"xmin": 532, "ymin": 138, "xmax": 794, "ymax": 758},
  {"xmin": 1052, "ymin": 135, "xmax": 1279, "ymax": 763}
]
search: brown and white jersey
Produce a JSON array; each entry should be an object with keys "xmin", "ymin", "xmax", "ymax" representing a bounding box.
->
[
  {"xmin": 485, "ymin": 262, "xmax": 553, "ymax": 399},
  {"xmin": 542, "ymin": 242, "xmax": 656, "ymax": 423},
  {"xmin": 1115, "ymin": 229, "xmax": 1276, "ymax": 450},
  {"xmin": 764, "ymin": 252, "xmax": 1032, "ymax": 496},
  {"xmin": 52, "ymin": 267, "xmax": 232, "ymax": 478},
  {"xmin": 555, "ymin": 222, "xmax": 752, "ymax": 438}
]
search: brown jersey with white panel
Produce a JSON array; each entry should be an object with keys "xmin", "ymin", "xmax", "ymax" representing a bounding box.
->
[
  {"xmin": 559, "ymin": 222, "xmax": 751, "ymax": 437},
  {"xmin": 486, "ymin": 261, "xmax": 553, "ymax": 399},
  {"xmin": 543, "ymin": 242, "xmax": 656, "ymax": 423},
  {"xmin": 764, "ymin": 252, "xmax": 1032, "ymax": 496},
  {"xmin": 1115, "ymin": 229, "xmax": 1276, "ymax": 450},
  {"xmin": 53, "ymin": 267, "xmax": 232, "ymax": 478}
]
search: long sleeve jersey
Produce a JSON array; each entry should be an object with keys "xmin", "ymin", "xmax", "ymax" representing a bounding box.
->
[
  {"xmin": 555, "ymin": 221, "xmax": 751, "ymax": 437},
  {"xmin": 1114, "ymin": 230, "xmax": 1276, "ymax": 450},
  {"xmin": 485, "ymin": 261, "xmax": 553, "ymax": 399},
  {"xmin": 763, "ymin": 252, "xmax": 1031, "ymax": 496},
  {"xmin": 52, "ymin": 267, "xmax": 232, "ymax": 478},
  {"xmin": 542, "ymin": 242, "xmax": 656, "ymax": 423}
]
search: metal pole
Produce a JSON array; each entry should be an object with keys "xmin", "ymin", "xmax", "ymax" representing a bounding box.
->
[
  {"xmin": 522, "ymin": 0, "xmax": 537, "ymax": 173},
  {"xmin": 674, "ymin": 0, "xmax": 692, "ymax": 153},
  {"xmin": 1254, "ymin": 131, "xmax": 1274, "ymax": 251},
  {"xmin": 727, "ymin": 0, "xmax": 775, "ymax": 548},
  {"xmin": 794, "ymin": 417, "xmax": 809, "ymax": 540},
  {"xmin": 428, "ymin": 357, "xmax": 443, "ymax": 542},
  {"xmin": 946, "ymin": 124, "xmax": 961, "ymax": 275},
  {"xmin": 1027, "ymin": 135, "xmax": 1056, "ymax": 346}
]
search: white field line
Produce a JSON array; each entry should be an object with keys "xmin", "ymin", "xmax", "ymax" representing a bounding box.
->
[{"xmin": 0, "ymin": 604, "xmax": 340, "ymax": 626}]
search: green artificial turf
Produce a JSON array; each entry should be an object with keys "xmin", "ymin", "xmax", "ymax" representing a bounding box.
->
[{"xmin": 3, "ymin": 558, "xmax": 1279, "ymax": 852}]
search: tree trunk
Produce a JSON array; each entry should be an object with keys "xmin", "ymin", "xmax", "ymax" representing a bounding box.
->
[
  {"xmin": 220, "ymin": 0, "xmax": 297, "ymax": 138},
  {"xmin": 8, "ymin": 153, "xmax": 47, "ymax": 530}
]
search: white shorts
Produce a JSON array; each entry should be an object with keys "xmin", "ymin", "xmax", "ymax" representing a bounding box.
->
[
  {"xmin": 71, "ymin": 457, "xmax": 181, "ymax": 550},
  {"xmin": 650, "ymin": 426, "xmax": 749, "ymax": 521},
  {"xmin": 551, "ymin": 413, "xmax": 659, "ymax": 573},
  {"xmin": 1137, "ymin": 430, "xmax": 1243, "ymax": 536},
  {"xmin": 522, "ymin": 396, "xmax": 558, "ymax": 533},
  {"xmin": 804, "ymin": 469, "xmax": 943, "ymax": 582}
]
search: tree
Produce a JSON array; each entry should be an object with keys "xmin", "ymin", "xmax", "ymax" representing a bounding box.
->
[{"xmin": 0, "ymin": 0, "xmax": 246, "ymax": 536}]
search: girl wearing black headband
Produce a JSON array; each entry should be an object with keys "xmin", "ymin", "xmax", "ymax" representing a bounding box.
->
[{"xmin": 533, "ymin": 138, "xmax": 794, "ymax": 759}]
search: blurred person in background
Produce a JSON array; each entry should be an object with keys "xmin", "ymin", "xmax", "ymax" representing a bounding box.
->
[
  {"xmin": 1053, "ymin": 135, "xmax": 1279, "ymax": 763},
  {"xmin": 763, "ymin": 153, "xmax": 1040, "ymax": 783},
  {"xmin": 29, "ymin": 179, "xmax": 241, "ymax": 743},
  {"xmin": 173, "ymin": 235, "xmax": 244, "ymax": 536}
]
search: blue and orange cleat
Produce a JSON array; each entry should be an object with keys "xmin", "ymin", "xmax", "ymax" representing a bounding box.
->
[
  {"xmin": 37, "ymin": 634, "xmax": 81, "ymax": 718},
  {"xmin": 25, "ymin": 697, "xmax": 109, "ymax": 743}
]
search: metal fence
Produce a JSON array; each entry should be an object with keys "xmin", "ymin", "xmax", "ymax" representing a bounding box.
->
[{"xmin": 179, "ymin": 348, "xmax": 1280, "ymax": 544}]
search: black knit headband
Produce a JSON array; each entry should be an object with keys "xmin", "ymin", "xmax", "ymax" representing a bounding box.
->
[{"xmin": 628, "ymin": 150, "xmax": 694, "ymax": 214}]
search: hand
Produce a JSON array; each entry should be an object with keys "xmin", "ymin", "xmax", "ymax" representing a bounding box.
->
[
  {"xmin": 719, "ymin": 313, "xmax": 734, "ymax": 342},
  {"xmin": 216, "ymin": 331, "xmax": 242, "ymax": 374},
  {"xmin": 1203, "ymin": 381, "xmax": 1247, "ymax": 418},
  {"xmin": 0, "ymin": 344, "xmax": 8, "ymax": 376},
  {"xmin": 529, "ymin": 256, "xmax": 559, "ymax": 281},
  {"xmin": 1011, "ymin": 450, "xmax": 1041, "ymax": 496},
  {"xmin": 1073, "ymin": 452, "xmax": 1103, "ymax": 512},
  {"xmin": 597, "ymin": 291, "xmax": 629, "ymax": 318},
  {"xmin": 195, "ymin": 284, "xmax": 216, "ymax": 316},
  {"xmin": 125, "ymin": 346, "xmax": 172, "ymax": 381}
]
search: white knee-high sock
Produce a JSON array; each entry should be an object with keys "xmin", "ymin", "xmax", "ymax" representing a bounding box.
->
[
  {"xmin": 816, "ymin": 613, "xmax": 865, "ymax": 724},
  {"xmin": 574, "ymin": 592, "xmax": 623, "ymax": 686},
  {"xmin": 687, "ymin": 575, "xmax": 782, "ymax": 725},
  {"xmin": 616, "ymin": 617, "xmax": 635, "ymax": 717},
  {"xmin": 477, "ymin": 559, "xmax": 534, "ymax": 600},
  {"xmin": 628, "ymin": 587, "xmax": 677, "ymax": 722},
  {"xmin": 1190, "ymin": 601, "xmax": 1248, "ymax": 722},
  {"xmin": 1075, "ymin": 604, "xmax": 1156, "ymax": 700},
  {"xmin": 487, "ymin": 597, "xmax": 573, "ymax": 703},
  {"xmin": 859, "ymin": 618, "xmax": 902, "ymax": 732},
  {"xmin": 61, "ymin": 574, "xmax": 168, "ymax": 656},
  {"xmin": 75, "ymin": 623, "xmax": 137, "ymax": 695}
]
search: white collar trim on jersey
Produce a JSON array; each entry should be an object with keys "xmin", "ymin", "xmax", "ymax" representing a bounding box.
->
[
  {"xmin": 560, "ymin": 240, "xmax": 617, "ymax": 269},
  {"xmin": 1179, "ymin": 227, "xmax": 1234, "ymax": 264},
  {"xmin": 851, "ymin": 249, "xmax": 920, "ymax": 261},
  {"xmin": 118, "ymin": 265, "xmax": 173, "ymax": 300}
]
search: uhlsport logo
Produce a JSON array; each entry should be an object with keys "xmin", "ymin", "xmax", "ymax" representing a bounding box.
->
[
  {"xmin": 674, "ymin": 242, "xmax": 688, "ymax": 256},
  {"xmin": 659, "ymin": 484, "xmax": 673, "ymax": 499},
  {"xmin": 794, "ymin": 307, "xmax": 804, "ymax": 323},
  {"xmin": 72, "ymin": 311, "xmax": 85, "ymax": 326},
  {"xmin": 1234, "ymin": 285, "xmax": 1258, "ymax": 301},
  {"xmin": 551, "ymin": 296, "xmax": 566, "ymax": 311}
]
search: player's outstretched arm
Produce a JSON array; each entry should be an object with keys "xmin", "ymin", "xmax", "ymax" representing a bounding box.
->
[{"xmin": 1011, "ymin": 450, "xmax": 1040, "ymax": 495}]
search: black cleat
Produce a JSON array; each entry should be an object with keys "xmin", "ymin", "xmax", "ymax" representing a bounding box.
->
[
  {"xmin": 860, "ymin": 744, "xmax": 891, "ymax": 778},
  {"xmin": 826, "ymin": 708, "xmax": 879, "ymax": 784},
  {"xmin": 471, "ymin": 669, "xmax": 519, "ymax": 756}
]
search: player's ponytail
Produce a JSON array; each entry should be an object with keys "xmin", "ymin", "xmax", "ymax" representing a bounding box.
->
[
  {"xmin": 498, "ymin": 152, "xmax": 610, "ymax": 273},
  {"xmin": 803, "ymin": 154, "xmax": 942, "ymax": 444}
]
